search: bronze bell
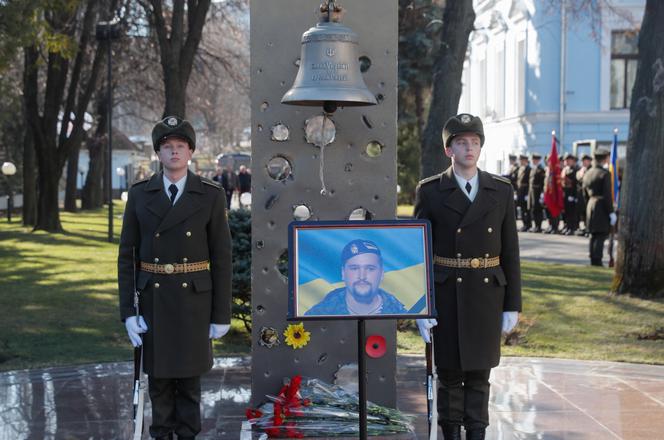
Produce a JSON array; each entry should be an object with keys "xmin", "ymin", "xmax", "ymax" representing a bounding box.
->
[{"xmin": 281, "ymin": 1, "xmax": 377, "ymax": 113}]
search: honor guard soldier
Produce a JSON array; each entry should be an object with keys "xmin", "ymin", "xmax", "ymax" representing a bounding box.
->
[
  {"xmin": 575, "ymin": 154, "xmax": 592, "ymax": 236},
  {"xmin": 414, "ymin": 113, "xmax": 522, "ymax": 440},
  {"xmin": 528, "ymin": 153, "xmax": 546, "ymax": 232},
  {"xmin": 561, "ymin": 153, "xmax": 580, "ymax": 235},
  {"xmin": 582, "ymin": 148, "xmax": 617, "ymax": 266},
  {"xmin": 118, "ymin": 116, "xmax": 233, "ymax": 440},
  {"xmin": 516, "ymin": 154, "xmax": 531, "ymax": 231}
]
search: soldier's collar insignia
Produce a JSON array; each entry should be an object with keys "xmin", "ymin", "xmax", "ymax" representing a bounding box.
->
[
  {"xmin": 460, "ymin": 114, "xmax": 472, "ymax": 124},
  {"xmin": 350, "ymin": 244, "xmax": 358, "ymax": 254},
  {"xmin": 167, "ymin": 117, "xmax": 178, "ymax": 127}
]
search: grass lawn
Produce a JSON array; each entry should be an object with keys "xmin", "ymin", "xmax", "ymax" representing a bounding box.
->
[{"xmin": 1, "ymin": 206, "xmax": 662, "ymax": 372}]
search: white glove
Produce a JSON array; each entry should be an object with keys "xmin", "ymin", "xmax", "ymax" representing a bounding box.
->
[
  {"xmin": 567, "ymin": 196, "xmax": 575, "ymax": 202},
  {"xmin": 539, "ymin": 193, "xmax": 544, "ymax": 203},
  {"xmin": 209, "ymin": 323, "xmax": 231, "ymax": 339},
  {"xmin": 416, "ymin": 319, "xmax": 438, "ymax": 343},
  {"xmin": 125, "ymin": 316, "xmax": 148, "ymax": 347},
  {"xmin": 609, "ymin": 212, "xmax": 617, "ymax": 226},
  {"xmin": 501, "ymin": 312, "xmax": 519, "ymax": 334}
]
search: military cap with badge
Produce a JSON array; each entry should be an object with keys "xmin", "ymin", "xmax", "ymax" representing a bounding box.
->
[
  {"xmin": 442, "ymin": 113, "xmax": 485, "ymax": 148},
  {"xmin": 152, "ymin": 116, "xmax": 197, "ymax": 151},
  {"xmin": 341, "ymin": 239, "xmax": 382, "ymax": 266}
]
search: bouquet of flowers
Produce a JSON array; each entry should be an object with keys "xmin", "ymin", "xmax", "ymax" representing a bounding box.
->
[{"xmin": 246, "ymin": 375, "xmax": 414, "ymax": 438}]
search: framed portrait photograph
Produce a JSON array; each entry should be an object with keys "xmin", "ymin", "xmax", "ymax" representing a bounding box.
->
[{"xmin": 288, "ymin": 219, "xmax": 435, "ymax": 320}]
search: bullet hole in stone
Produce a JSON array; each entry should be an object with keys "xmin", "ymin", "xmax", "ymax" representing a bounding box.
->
[
  {"xmin": 277, "ymin": 249, "xmax": 289, "ymax": 278},
  {"xmin": 257, "ymin": 67, "xmax": 263, "ymax": 74},
  {"xmin": 344, "ymin": 163, "xmax": 353, "ymax": 172},
  {"xmin": 262, "ymin": 267, "xmax": 269, "ymax": 274},
  {"xmin": 256, "ymin": 305, "xmax": 265, "ymax": 314},
  {"xmin": 294, "ymin": 58, "xmax": 301, "ymax": 67},
  {"xmin": 267, "ymin": 41, "xmax": 274, "ymax": 47},
  {"xmin": 362, "ymin": 115, "xmax": 373, "ymax": 129},
  {"xmin": 265, "ymin": 194, "xmax": 279, "ymax": 210},
  {"xmin": 379, "ymin": 81, "xmax": 385, "ymax": 88},
  {"xmin": 256, "ymin": 240, "xmax": 265, "ymax": 249},
  {"xmin": 261, "ymin": 101, "xmax": 269, "ymax": 112},
  {"xmin": 293, "ymin": 357, "xmax": 300, "ymax": 364},
  {"xmin": 349, "ymin": 208, "xmax": 374, "ymax": 221},
  {"xmin": 339, "ymin": 338, "xmax": 345, "ymax": 344},
  {"xmin": 359, "ymin": 56, "xmax": 371, "ymax": 73},
  {"xmin": 265, "ymin": 287, "xmax": 272, "ymax": 295},
  {"xmin": 365, "ymin": 141, "xmax": 384, "ymax": 158},
  {"xmin": 320, "ymin": 326, "xmax": 327, "ymax": 333},
  {"xmin": 379, "ymin": 375, "xmax": 386, "ymax": 382},
  {"xmin": 267, "ymin": 220, "xmax": 276, "ymax": 229},
  {"xmin": 264, "ymin": 371, "xmax": 271, "ymax": 378},
  {"xmin": 328, "ymin": 189, "xmax": 335, "ymax": 196},
  {"xmin": 293, "ymin": 204, "xmax": 312, "ymax": 221},
  {"xmin": 375, "ymin": 94, "xmax": 384, "ymax": 104},
  {"xmin": 271, "ymin": 123, "xmax": 290, "ymax": 141},
  {"xmin": 257, "ymin": 124, "xmax": 263, "ymax": 132},
  {"xmin": 267, "ymin": 156, "xmax": 292, "ymax": 181},
  {"xmin": 373, "ymin": 195, "xmax": 379, "ymax": 201},
  {"xmin": 318, "ymin": 353, "xmax": 328, "ymax": 364},
  {"xmin": 280, "ymin": 81, "xmax": 286, "ymax": 87}
]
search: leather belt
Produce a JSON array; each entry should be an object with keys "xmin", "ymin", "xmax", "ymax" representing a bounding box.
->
[
  {"xmin": 435, "ymin": 255, "xmax": 500, "ymax": 269},
  {"xmin": 140, "ymin": 260, "xmax": 209, "ymax": 274}
]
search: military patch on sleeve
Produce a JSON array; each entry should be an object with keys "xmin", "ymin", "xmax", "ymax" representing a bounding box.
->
[
  {"xmin": 491, "ymin": 174, "xmax": 512, "ymax": 185},
  {"xmin": 202, "ymin": 179, "xmax": 221, "ymax": 189}
]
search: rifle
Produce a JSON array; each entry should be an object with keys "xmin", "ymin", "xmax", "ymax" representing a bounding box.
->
[
  {"xmin": 132, "ymin": 249, "xmax": 146, "ymax": 440},
  {"xmin": 425, "ymin": 336, "xmax": 438, "ymax": 440}
]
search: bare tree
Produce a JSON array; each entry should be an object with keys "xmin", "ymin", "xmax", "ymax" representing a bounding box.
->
[
  {"xmin": 419, "ymin": 0, "xmax": 475, "ymax": 178},
  {"xmin": 614, "ymin": 0, "xmax": 664, "ymax": 298}
]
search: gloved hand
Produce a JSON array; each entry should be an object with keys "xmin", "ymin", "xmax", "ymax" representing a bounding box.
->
[
  {"xmin": 416, "ymin": 319, "xmax": 438, "ymax": 343},
  {"xmin": 609, "ymin": 212, "xmax": 617, "ymax": 226},
  {"xmin": 539, "ymin": 193, "xmax": 544, "ymax": 203},
  {"xmin": 125, "ymin": 316, "xmax": 148, "ymax": 347},
  {"xmin": 567, "ymin": 196, "xmax": 575, "ymax": 202},
  {"xmin": 209, "ymin": 323, "xmax": 231, "ymax": 339},
  {"xmin": 501, "ymin": 312, "xmax": 519, "ymax": 334}
]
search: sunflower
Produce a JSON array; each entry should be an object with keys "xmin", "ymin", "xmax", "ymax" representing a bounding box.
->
[{"xmin": 283, "ymin": 323, "xmax": 311, "ymax": 349}]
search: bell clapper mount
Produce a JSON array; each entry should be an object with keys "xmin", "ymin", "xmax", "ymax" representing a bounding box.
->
[{"xmin": 320, "ymin": 0, "xmax": 343, "ymax": 23}]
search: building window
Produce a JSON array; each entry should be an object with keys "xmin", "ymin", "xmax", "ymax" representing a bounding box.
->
[{"xmin": 610, "ymin": 30, "xmax": 638, "ymax": 109}]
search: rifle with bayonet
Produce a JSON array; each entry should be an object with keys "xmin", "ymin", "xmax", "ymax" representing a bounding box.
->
[
  {"xmin": 132, "ymin": 248, "xmax": 146, "ymax": 440},
  {"xmin": 425, "ymin": 336, "xmax": 438, "ymax": 440}
]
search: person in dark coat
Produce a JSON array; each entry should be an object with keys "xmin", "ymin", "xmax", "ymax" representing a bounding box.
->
[
  {"xmin": 220, "ymin": 164, "xmax": 238, "ymax": 210},
  {"xmin": 516, "ymin": 154, "xmax": 531, "ymax": 231},
  {"xmin": 582, "ymin": 149, "xmax": 616, "ymax": 266},
  {"xmin": 561, "ymin": 153, "xmax": 579, "ymax": 235},
  {"xmin": 119, "ymin": 116, "xmax": 233, "ymax": 440},
  {"xmin": 528, "ymin": 153, "xmax": 546, "ymax": 232},
  {"xmin": 414, "ymin": 113, "xmax": 522, "ymax": 440}
]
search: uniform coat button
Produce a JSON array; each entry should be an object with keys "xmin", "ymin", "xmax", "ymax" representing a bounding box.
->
[
  {"xmin": 154, "ymin": 257, "xmax": 159, "ymax": 263},
  {"xmin": 186, "ymin": 231, "xmax": 192, "ymax": 237},
  {"xmin": 457, "ymin": 228, "xmax": 462, "ymax": 234},
  {"xmin": 488, "ymin": 227, "xmax": 493, "ymax": 233},
  {"xmin": 154, "ymin": 282, "xmax": 160, "ymax": 288},
  {"xmin": 182, "ymin": 282, "xmax": 188, "ymax": 288},
  {"xmin": 182, "ymin": 257, "xmax": 188, "ymax": 263},
  {"xmin": 155, "ymin": 232, "xmax": 160, "ymax": 238},
  {"xmin": 456, "ymin": 277, "xmax": 462, "ymax": 283},
  {"xmin": 484, "ymin": 277, "xmax": 489, "ymax": 283},
  {"xmin": 456, "ymin": 253, "xmax": 462, "ymax": 258}
]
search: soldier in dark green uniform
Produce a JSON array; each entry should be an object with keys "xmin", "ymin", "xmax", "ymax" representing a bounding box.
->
[
  {"xmin": 119, "ymin": 116, "xmax": 233, "ymax": 440},
  {"xmin": 414, "ymin": 114, "xmax": 522, "ymax": 440},
  {"xmin": 582, "ymin": 148, "xmax": 616, "ymax": 266},
  {"xmin": 575, "ymin": 154, "xmax": 592, "ymax": 236},
  {"xmin": 528, "ymin": 153, "xmax": 546, "ymax": 232},
  {"xmin": 516, "ymin": 154, "xmax": 531, "ymax": 231},
  {"xmin": 561, "ymin": 153, "xmax": 579, "ymax": 235}
]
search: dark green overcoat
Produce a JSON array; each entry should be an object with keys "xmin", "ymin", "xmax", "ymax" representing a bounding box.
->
[
  {"xmin": 415, "ymin": 167, "xmax": 522, "ymax": 371},
  {"xmin": 118, "ymin": 171, "xmax": 232, "ymax": 378},
  {"xmin": 582, "ymin": 165, "xmax": 614, "ymax": 234}
]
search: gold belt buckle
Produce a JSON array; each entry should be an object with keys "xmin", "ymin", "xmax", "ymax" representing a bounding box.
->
[
  {"xmin": 164, "ymin": 263, "xmax": 175, "ymax": 274},
  {"xmin": 470, "ymin": 258, "xmax": 480, "ymax": 269}
]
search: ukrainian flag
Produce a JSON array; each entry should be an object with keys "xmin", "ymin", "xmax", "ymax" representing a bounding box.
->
[{"xmin": 294, "ymin": 226, "xmax": 429, "ymax": 316}]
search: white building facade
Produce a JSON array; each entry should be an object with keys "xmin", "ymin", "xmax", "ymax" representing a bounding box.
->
[{"xmin": 459, "ymin": 0, "xmax": 644, "ymax": 174}]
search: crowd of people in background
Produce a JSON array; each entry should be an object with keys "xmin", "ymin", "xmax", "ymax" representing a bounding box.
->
[{"xmin": 212, "ymin": 164, "xmax": 252, "ymax": 209}]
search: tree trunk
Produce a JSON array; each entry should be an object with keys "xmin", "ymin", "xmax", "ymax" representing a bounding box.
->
[
  {"xmin": 420, "ymin": 0, "xmax": 475, "ymax": 179},
  {"xmin": 64, "ymin": 147, "xmax": 80, "ymax": 212},
  {"xmin": 81, "ymin": 136, "xmax": 106, "ymax": 209},
  {"xmin": 147, "ymin": 0, "xmax": 212, "ymax": 118},
  {"xmin": 34, "ymin": 143, "xmax": 63, "ymax": 232},
  {"xmin": 614, "ymin": 0, "xmax": 664, "ymax": 298},
  {"xmin": 21, "ymin": 69, "xmax": 37, "ymax": 226}
]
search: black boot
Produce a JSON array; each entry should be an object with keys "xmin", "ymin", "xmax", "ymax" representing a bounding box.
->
[
  {"xmin": 466, "ymin": 427, "xmax": 486, "ymax": 440},
  {"xmin": 154, "ymin": 434, "xmax": 173, "ymax": 440},
  {"xmin": 441, "ymin": 424, "xmax": 461, "ymax": 440}
]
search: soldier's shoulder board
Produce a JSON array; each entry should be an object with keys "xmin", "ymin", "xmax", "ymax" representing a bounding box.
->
[
  {"xmin": 132, "ymin": 178, "xmax": 149, "ymax": 187},
  {"xmin": 491, "ymin": 174, "xmax": 512, "ymax": 185},
  {"xmin": 418, "ymin": 173, "xmax": 442, "ymax": 187},
  {"xmin": 202, "ymin": 178, "xmax": 221, "ymax": 189}
]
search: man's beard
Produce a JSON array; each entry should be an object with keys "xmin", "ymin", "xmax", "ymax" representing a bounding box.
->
[{"xmin": 349, "ymin": 282, "xmax": 378, "ymax": 304}]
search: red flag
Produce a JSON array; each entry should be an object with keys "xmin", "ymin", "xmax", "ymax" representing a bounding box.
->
[{"xmin": 544, "ymin": 132, "xmax": 564, "ymax": 218}]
